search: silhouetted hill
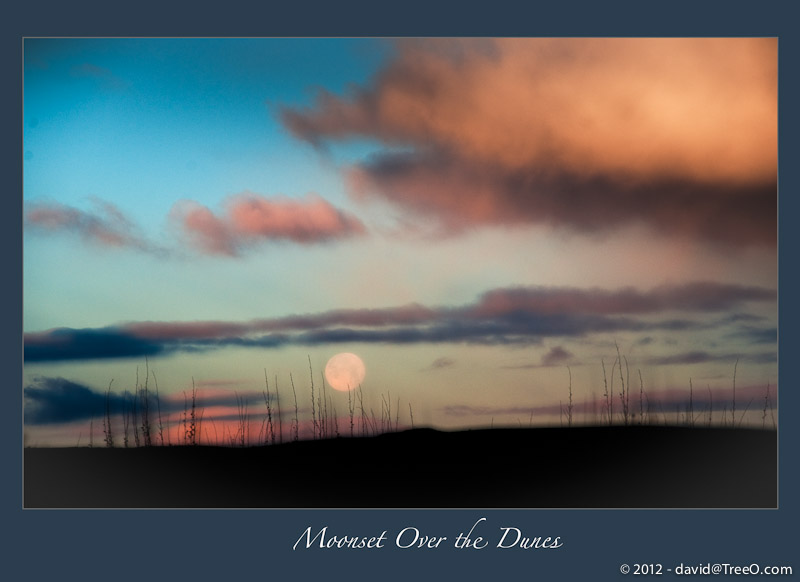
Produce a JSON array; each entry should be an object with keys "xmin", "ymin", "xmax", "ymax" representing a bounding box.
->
[{"xmin": 24, "ymin": 425, "xmax": 776, "ymax": 508}]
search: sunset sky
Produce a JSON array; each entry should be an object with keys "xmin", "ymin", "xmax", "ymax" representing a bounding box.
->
[{"xmin": 23, "ymin": 38, "xmax": 777, "ymax": 446}]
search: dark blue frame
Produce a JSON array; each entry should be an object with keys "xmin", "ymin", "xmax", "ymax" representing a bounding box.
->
[{"xmin": 5, "ymin": 1, "xmax": 796, "ymax": 579}]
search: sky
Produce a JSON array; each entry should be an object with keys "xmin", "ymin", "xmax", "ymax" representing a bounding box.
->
[{"xmin": 23, "ymin": 38, "xmax": 777, "ymax": 446}]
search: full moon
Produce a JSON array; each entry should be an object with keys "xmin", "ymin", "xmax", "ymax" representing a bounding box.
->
[{"xmin": 324, "ymin": 352, "xmax": 366, "ymax": 392}]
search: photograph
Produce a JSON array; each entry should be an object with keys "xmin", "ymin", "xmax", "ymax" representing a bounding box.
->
[
  {"xmin": 22, "ymin": 37, "xmax": 777, "ymax": 510},
  {"xmin": 7, "ymin": 3, "xmax": 798, "ymax": 578}
]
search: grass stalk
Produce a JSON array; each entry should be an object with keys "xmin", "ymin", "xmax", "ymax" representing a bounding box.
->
[
  {"xmin": 264, "ymin": 369, "xmax": 275, "ymax": 445},
  {"xmin": 140, "ymin": 359, "xmax": 152, "ymax": 447},
  {"xmin": 615, "ymin": 342, "xmax": 629, "ymax": 426},
  {"xmin": 707, "ymin": 385, "xmax": 713, "ymax": 427},
  {"xmin": 358, "ymin": 384, "xmax": 366, "ymax": 437},
  {"xmin": 737, "ymin": 398, "xmax": 753, "ymax": 428},
  {"xmin": 321, "ymin": 372, "xmax": 329, "ymax": 439},
  {"xmin": 132, "ymin": 382, "xmax": 140, "ymax": 447},
  {"xmin": 290, "ymin": 373, "xmax": 299, "ymax": 442},
  {"xmin": 762, "ymin": 382, "xmax": 776, "ymax": 429},
  {"xmin": 732, "ymin": 358, "xmax": 738, "ymax": 428},
  {"xmin": 567, "ymin": 366, "xmax": 573, "ymax": 428},
  {"xmin": 601, "ymin": 357, "xmax": 611, "ymax": 425},
  {"xmin": 211, "ymin": 419, "xmax": 219, "ymax": 446},
  {"xmin": 188, "ymin": 379, "xmax": 198, "ymax": 445},
  {"xmin": 333, "ymin": 406, "xmax": 340, "ymax": 438},
  {"xmin": 152, "ymin": 371, "xmax": 166, "ymax": 446},
  {"xmin": 348, "ymin": 385, "xmax": 355, "ymax": 437},
  {"xmin": 198, "ymin": 408, "xmax": 205, "ymax": 445},
  {"xmin": 275, "ymin": 374, "xmax": 283, "ymax": 444},
  {"xmin": 638, "ymin": 369, "xmax": 644, "ymax": 425},
  {"xmin": 103, "ymin": 379, "xmax": 114, "ymax": 448},
  {"xmin": 122, "ymin": 392, "xmax": 130, "ymax": 448},
  {"xmin": 233, "ymin": 391, "xmax": 249, "ymax": 447},
  {"xmin": 308, "ymin": 356, "xmax": 317, "ymax": 440}
]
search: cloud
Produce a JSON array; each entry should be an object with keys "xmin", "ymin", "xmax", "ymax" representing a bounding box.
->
[
  {"xmin": 26, "ymin": 193, "xmax": 366, "ymax": 258},
  {"xmin": 728, "ymin": 326, "xmax": 777, "ymax": 345},
  {"xmin": 24, "ymin": 377, "xmax": 124, "ymax": 424},
  {"xmin": 24, "ymin": 328, "xmax": 166, "ymax": 362},
  {"xmin": 471, "ymin": 282, "xmax": 775, "ymax": 317},
  {"xmin": 24, "ymin": 281, "xmax": 775, "ymax": 362},
  {"xmin": 348, "ymin": 156, "xmax": 776, "ymax": 246},
  {"xmin": 122, "ymin": 303, "xmax": 436, "ymax": 341},
  {"xmin": 541, "ymin": 346, "xmax": 574, "ymax": 367},
  {"xmin": 281, "ymin": 38, "xmax": 776, "ymax": 246},
  {"xmin": 193, "ymin": 379, "xmax": 250, "ymax": 390},
  {"xmin": 170, "ymin": 192, "xmax": 366, "ymax": 256},
  {"xmin": 643, "ymin": 350, "xmax": 776, "ymax": 366},
  {"xmin": 24, "ymin": 199, "xmax": 162, "ymax": 253},
  {"xmin": 428, "ymin": 357, "xmax": 456, "ymax": 370},
  {"xmin": 23, "ymin": 377, "xmax": 276, "ymax": 425},
  {"xmin": 439, "ymin": 383, "xmax": 776, "ymax": 421},
  {"xmin": 440, "ymin": 404, "xmax": 552, "ymax": 419},
  {"xmin": 70, "ymin": 62, "xmax": 128, "ymax": 89}
]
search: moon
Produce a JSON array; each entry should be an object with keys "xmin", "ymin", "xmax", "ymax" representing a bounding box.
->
[{"xmin": 324, "ymin": 352, "xmax": 366, "ymax": 392}]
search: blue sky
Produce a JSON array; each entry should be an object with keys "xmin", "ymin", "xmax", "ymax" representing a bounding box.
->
[
  {"xmin": 24, "ymin": 39, "xmax": 386, "ymax": 231},
  {"xmin": 23, "ymin": 38, "xmax": 777, "ymax": 445}
]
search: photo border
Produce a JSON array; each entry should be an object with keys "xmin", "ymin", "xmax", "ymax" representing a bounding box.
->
[{"xmin": 4, "ymin": 1, "xmax": 797, "ymax": 579}]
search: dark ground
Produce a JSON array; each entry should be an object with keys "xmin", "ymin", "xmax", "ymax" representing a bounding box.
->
[{"xmin": 23, "ymin": 425, "xmax": 777, "ymax": 508}]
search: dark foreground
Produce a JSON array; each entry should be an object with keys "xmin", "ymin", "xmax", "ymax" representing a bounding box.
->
[{"xmin": 24, "ymin": 426, "xmax": 776, "ymax": 508}]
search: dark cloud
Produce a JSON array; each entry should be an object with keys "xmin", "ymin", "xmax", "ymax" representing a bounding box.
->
[
  {"xmin": 24, "ymin": 282, "xmax": 774, "ymax": 362},
  {"xmin": 228, "ymin": 314, "xmax": 696, "ymax": 348},
  {"xmin": 429, "ymin": 357, "xmax": 456, "ymax": 370},
  {"xmin": 281, "ymin": 38, "xmax": 776, "ymax": 247},
  {"xmin": 23, "ymin": 377, "xmax": 276, "ymax": 425},
  {"xmin": 24, "ymin": 328, "xmax": 166, "ymax": 362},
  {"xmin": 125, "ymin": 304, "xmax": 435, "ymax": 340},
  {"xmin": 24, "ymin": 377, "xmax": 125, "ymax": 424},
  {"xmin": 541, "ymin": 346, "xmax": 574, "ymax": 366},
  {"xmin": 126, "ymin": 281, "xmax": 771, "ymax": 344},
  {"xmin": 644, "ymin": 351, "xmax": 776, "ymax": 366},
  {"xmin": 728, "ymin": 326, "xmax": 778, "ymax": 345},
  {"xmin": 471, "ymin": 282, "xmax": 775, "ymax": 317},
  {"xmin": 347, "ymin": 151, "xmax": 776, "ymax": 246}
]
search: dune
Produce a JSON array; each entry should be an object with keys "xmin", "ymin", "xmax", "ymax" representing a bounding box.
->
[{"xmin": 24, "ymin": 425, "xmax": 776, "ymax": 508}]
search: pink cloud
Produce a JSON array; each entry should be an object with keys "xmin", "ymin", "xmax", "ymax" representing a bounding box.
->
[
  {"xmin": 171, "ymin": 192, "xmax": 366, "ymax": 256},
  {"xmin": 281, "ymin": 38, "xmax": 777, "ymax": 247},
  {"xmin": 171, "ymin": 201, "xmax": 236, "ymax": 256},
  {"xmin": 285, "ymin": 38, "xmax": 776, "ymax": 184},
  {"xmin": 118, "ymin": 281, "xmax": 773, "ymax": 344},
  {"xmin": 25, "ymin": 199, "xmax": 159, "ymax": 252},
  {"xmin": 123, "ymin": 303, "xmax": 436, "ymax": 341}
]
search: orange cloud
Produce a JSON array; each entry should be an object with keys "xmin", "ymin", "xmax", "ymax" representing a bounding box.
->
[{"xmin": 281, "ymin": 38, "xmax": 777, "ymax": 246}]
